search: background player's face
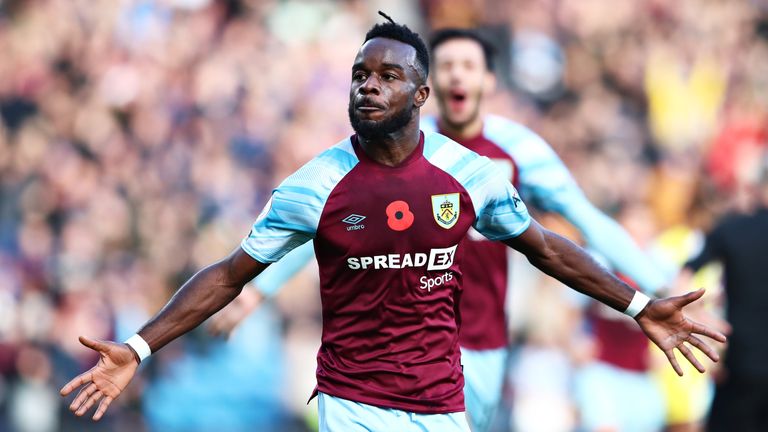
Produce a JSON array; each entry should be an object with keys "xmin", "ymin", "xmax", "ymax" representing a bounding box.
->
[
  {"xmin": 432, "ymin": 38, "xmax": 495, "ymax": 131},
  {"xmin": 348, "ymin": 37, "xmax": 429, "ymax": 140}
]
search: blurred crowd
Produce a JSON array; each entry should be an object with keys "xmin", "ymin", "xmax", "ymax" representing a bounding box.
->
[{"xmin": 0, "ymin": 0, "xmax": 766, "ymax": 431}]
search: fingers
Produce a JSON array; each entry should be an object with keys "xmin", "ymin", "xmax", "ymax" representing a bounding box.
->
[
  {"xmin": 70, "ymin": 383, "xmax": 98, "ymax": 411},
  {"xmin": 687, "ymin": 334, "xmax": 720, "ymax": 363},
  {"xmin": 79, "ymin": 336, "xmax": 109, "ymax": 353},
  {"xmin": 663, "ymin": 348, "xmax": 684, "ymax": 376},
  {"xmin": 74, "ymin": 389, "xmax": 103, "ymax": 416},
  {"xmin": 676, "ymin": 288, "xmax": 705, "ymax": 307},
  {"xmin": 678, "ymin": 343, "xmax": 705, "ymax": 373},
  {"xmin": 60, "ymin": 371, "xmax": 93, "ymax": 396},
  {"xmin": 93, "ymin": 395, "xmax": 114, "ymax": 421},
  {"xmin": 691, "ymin": 319, "xmax": 728, "ymax": 343}
]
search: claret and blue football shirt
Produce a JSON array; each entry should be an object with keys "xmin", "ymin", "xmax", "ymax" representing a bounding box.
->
[{"xmin": 241, "ymin": 131, "xmax": 530, "ymax": 413}]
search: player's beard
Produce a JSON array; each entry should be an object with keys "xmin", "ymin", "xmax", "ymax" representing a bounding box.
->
[{"xmin": 348, "ymin": 102, "xmax": 414, "ymax": 140}]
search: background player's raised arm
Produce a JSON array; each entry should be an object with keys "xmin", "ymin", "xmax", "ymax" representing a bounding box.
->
[{"xmin": 508, "ymin": 125, "xmax": 668, "ymax": 295}]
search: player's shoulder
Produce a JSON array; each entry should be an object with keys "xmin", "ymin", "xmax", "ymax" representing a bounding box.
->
[
  {"xmin": 310, "ymin": 136, "xmax": 359, "ymax": 172},
  {"xmin": 423, "ymin": 131, "xmax": 491, "ymax": 167},
  {"xmin": 483, "ymin": 114, "xmax": 539, "ymax": 140},
  {"xmin": 277, "ymin": 137, "xmax": 360, "ymax": 196},
  {"xmin": 423, "ymin": 131, "xmax": 502, "ymax": 188},
  {"xmin": 482, "ymin": 114, "xmax": 556, "ymax": 162},
  {"xmin": 283, "ymin": 137, "xmax": 358, "ymax": 182},
  {"xmin": 419, "ymin": 116, "xmax": 491, "ymax": 164}
]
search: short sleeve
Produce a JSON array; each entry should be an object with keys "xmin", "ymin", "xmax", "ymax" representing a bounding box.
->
[
  {"xmin": 472, "ymin": 163, "xmax": 532, "ymax": 241},
  {"xmin": 241, "ymin": 139, "xmax": 359, "ymax": 263},
  {"xmin": 423, "ymin": 132, "xmax": 531, "ymax": 241},
  {"xmin": 240, "ymin": 187, "xmax": 316, "ymax": 263}
]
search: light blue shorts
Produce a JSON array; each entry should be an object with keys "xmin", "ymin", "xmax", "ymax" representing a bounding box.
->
[
  {"xmin": 461, "ymin": 346, "xmax": 508, "ymax": 432},
  {"xmin": 574, "ymin": 362, "xmax": 665, "ymax": 432},
  {"xmin": 318, "ymin": 392, "xmax": 470, "ymax": 432}
]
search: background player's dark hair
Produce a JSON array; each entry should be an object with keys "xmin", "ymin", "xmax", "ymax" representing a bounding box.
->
[
  {"xmin": 364, "ymin": 11, "xmax": 430, "ymax": 84},
  {"xmin": 429, "ymin": 28, "xmax": 496, "ymax": 71}
]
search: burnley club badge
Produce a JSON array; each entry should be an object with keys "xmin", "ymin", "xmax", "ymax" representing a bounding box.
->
[{"xmin": 431, "ymin": 193, "xmax": 460, "ymax": 229}]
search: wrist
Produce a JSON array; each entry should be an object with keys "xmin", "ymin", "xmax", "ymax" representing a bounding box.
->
[
  {"xmin": 124, "ymin": 334, "xmax": 152, "ymax": 363},
  {"xmin": 124, "ymin": 343, "xmax": 142, "ymax": 365},
  {"xmin": 624, "ymin": 291, "xmax": 651, "ymax": 318},
  {"xmin": 634, "ymin": 298, "xmax": 654, "ymax": 320}
]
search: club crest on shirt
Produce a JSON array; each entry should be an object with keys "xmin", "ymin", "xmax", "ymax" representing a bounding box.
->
[{"xmin": 431, "ymin": 193, "xmax": 460, "ymax": 229}]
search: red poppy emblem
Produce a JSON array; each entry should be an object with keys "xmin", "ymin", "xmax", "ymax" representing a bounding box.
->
[{"xmin": 386, "ymin": 200, "xmax": 415, "ymax": 231}]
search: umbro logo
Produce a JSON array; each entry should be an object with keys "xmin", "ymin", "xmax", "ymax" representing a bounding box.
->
[{"xmin": 342, "ymin": 214, "xmax": 366, "ymax": 231}]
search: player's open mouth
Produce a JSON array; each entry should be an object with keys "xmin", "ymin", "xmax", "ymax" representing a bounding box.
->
[
  {"xmin": 447, "ymin": 89, "xmax": 467, "ymax": 112},
  {"xmin": 450, "ymin": 90, "xmax": 467, "ymax": 102}
]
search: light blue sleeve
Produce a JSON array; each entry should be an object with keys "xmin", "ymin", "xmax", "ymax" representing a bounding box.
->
[
  {"xmin": 241, "ymin": 140, "xmax": 358, "ymax": 264},
  {"xmin": 250, "ymin": 241, "xmax": 315, "ymax": 297},
  {"xmin": 423, "ymin": 132, "xmax": 531, "ymax": 241},
  {"xmin": 488, "ymin": 117, "xmax": 668, "ymax": 294},
  {"xmin": 240, "ymin": 186, "xmax": 315, "ymax": 263},
  {"xmin": 472, "ymin": 166, "xmax": 532, "ymax": 241}
]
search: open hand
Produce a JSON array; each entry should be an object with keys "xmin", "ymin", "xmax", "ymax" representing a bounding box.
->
[
  {"xmin": 59, "ymin": 336, "xmax": 139, "ymax": 421},
  {"xmin": 636, "ymin": 288, "xmax": 727, "ymax": 376}
]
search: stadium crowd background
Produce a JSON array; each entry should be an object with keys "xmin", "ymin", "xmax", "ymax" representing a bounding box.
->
[{"xmin": 0, "ymin": 0, "xmax": 766, "ymax": 431}]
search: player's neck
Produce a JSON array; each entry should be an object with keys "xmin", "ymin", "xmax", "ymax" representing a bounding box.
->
[
  {"xmin": 357, "ymin": 119, "xmax": 421, "ymax": 167},
  {"xmin": 437, "ymin": 116, "xmax": 484, "ymax": 141}
]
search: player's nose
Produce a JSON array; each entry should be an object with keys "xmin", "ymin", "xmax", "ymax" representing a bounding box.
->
[{"xmin": 359, "ymin": 75, "xmax": 381, "ymax": 95}]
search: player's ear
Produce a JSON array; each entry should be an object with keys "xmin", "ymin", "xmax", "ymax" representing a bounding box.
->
[{"xmin": 414, "ymin": 84, "xmax": 430, "ymax": 107}]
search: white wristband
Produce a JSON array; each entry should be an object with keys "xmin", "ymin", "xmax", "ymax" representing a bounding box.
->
[
  {"xmin": 624, "ymin": 291, "xmax": 651, "ymax": 318},
  {"xmin": 124, "ymin": 334, "xmax": 152, "ymax": 362}
]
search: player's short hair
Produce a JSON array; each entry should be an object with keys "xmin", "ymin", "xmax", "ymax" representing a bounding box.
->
[
  {"xmin": 364, "ymin": 13, "xmax": 429, "ymax": 84},
  {"xmin": 429, "ymin": 28, "xmax": 496, "ymax": 71}
]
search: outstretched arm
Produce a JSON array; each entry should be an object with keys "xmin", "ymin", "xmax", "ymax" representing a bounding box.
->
[
  {"xmin": 504, "ymin": 221, "xmax": 727, "ymax": 375},
  {"xmin": 209, "ymin": 242, "xmax": 315, "ymax": 337},
  {"xmin": 60, "ymin": 247, "xmax": 267, "ymax": 420},
  {"xmin": 558, "ymin": 195, "xmax": 668, "ymax": 295},
  {"xmin": 135, "ymin": 247, "xmax": 266, "ymax": 349},
  {"xmin": 505, "ymin": 220, "xmax": 637, "ymax": 311}
]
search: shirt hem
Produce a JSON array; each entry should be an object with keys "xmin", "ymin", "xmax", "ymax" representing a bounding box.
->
[
  {"xmin": 315, "ymin": 387, "xmax": 465, "ymax": 415},
  {"xmin": 459, "ymin": 340, "xmax": 508, "ymax": 351},
  {"xmin": 486, "ymin": 216, "xmax": 532, "ymax": 241}
]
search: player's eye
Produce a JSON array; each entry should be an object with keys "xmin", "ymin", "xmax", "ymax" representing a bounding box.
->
[
  {"xmin": 353, "ymin": 71, "xmax": 367, "ymax": 81},
  {"xmin": 383, "ymin": 73, "xmax": 397, "ymax": 81}
]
